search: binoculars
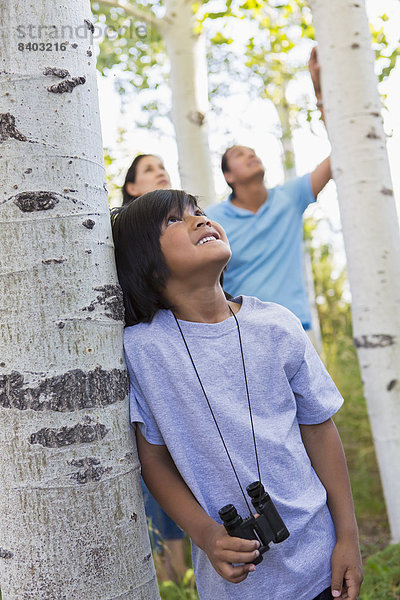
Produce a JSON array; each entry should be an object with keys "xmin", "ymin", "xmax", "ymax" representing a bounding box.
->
[{"xmin": 218, "ymin": 481, "xmax": 290, "ymax": 565}]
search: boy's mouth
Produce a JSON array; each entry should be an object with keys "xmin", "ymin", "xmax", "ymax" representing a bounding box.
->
[{"xmin": 196, "ymin": 231, "xmax": 220, "ymax": 246}]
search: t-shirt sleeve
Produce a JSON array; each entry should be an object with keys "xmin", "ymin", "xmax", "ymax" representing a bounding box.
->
[
  {"xmin": 291, "ymin": 333, "xmax": 344, "ymax": 424},
  {"xmin": 124, "ymin": 351, "xmax": 165, "ymax": 445},
  {"xmin": 284, "ymin": 173, "xmax": 316, "ymax": 214}
]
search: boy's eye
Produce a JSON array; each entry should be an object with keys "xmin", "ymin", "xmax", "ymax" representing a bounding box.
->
[{"xmin": 167, "ymin": 215, "xmax": 181, "ymax": 225}]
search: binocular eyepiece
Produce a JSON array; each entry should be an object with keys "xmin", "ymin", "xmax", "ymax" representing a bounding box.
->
[{"xmin": 218, "ymin": 481, "xmax": 289, "ymax": 565}]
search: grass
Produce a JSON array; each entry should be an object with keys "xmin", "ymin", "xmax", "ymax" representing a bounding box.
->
[
  {"xmin": 325, "ymin": 335, "xmax": 390, "ymax": 557},
  {"xmin": 360, "ymin": 543, "xmax": 400, "ymax": 599},
  {"xmin": 159, "ymin": 569, "xmax": 199, "ymax": 600}
]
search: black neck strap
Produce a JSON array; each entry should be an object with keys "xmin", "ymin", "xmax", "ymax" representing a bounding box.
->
[{"xmin": 173, "ymin": 304, "xmax": 262, "ymax": 516}]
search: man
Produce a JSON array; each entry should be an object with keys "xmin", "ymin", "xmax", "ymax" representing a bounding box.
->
[{"xmin": 206, "ymin": 49, "xmax": 329, "ymax": 330}]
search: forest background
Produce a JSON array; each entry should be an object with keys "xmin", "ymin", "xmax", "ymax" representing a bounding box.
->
[{"xmin": 91, "ymin": 0, "xmax": 400, "ymax": 598}]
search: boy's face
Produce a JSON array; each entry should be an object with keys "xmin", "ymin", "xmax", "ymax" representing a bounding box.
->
[{"xmin": 160, "ymin": 206, "xmax": 231, "ymax": 283}]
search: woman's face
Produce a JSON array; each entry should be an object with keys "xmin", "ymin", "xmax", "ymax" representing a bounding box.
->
[{"xmin": 126, "ymin": 155, "xmax": 171, "ymax": 198}]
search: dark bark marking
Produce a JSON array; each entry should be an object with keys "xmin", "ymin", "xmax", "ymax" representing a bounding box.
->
[
  {"xmin": 84, "ymin": 19, "xmax": 95, "ymax": 33},
  {"xmin": 82, "ymin": 219, "xmax": 95, "ymax": 229},
  {"xmin": 42, "ymin": 258, "xmax": 67, "ymax": 265},
  {"xmin": 387, "ymin": 379, "xmax": 397, "ymax": 391},
  {"xmin": 85, "ymin": 250, "xmax": 92, "ymax": 254},
  {"xmin": 57, "ymin": 322, "xmax": 65, "ymax": 329},
  {"xmin": 371, "ymin": 112, "xmax": 380, "ymax": 118},
  {"xmin": 71, "ymin": 43, "xmax": 78, "ymax": 49},
  {"xmin": 31, "ymin": 418, "xmax": 109, "ymax": 448},
  {"xmin": 381, "ymin": 187, "xmax": 393, "ymax": 196},
  {"xmin": 12, "ymin": 191, "xmax": 59, "ymax": 212},
  {"xmin": 188, "ymin": 110, "xmax": 205, "ymax": 126},
  {"xmin": 0, "ymin": 113, "xmax": 27, "ymax": 142},
  {"xmin": 24, "ymin": 168, "xmax": 32, "ymax": 174},
  {"xmin": 0, "ymin": 367, "xmax": 128, "ymax": 412},
  {"xmin": 351, "ymin": 43, "xmax": 360, "ymax": 49},
  {"xmin": 64, "ymin": 188, "xmax": 78, "ymax": 193},
  {"xmin": 69, "ymin": 457, "xmax": 113, "ymax": 484},
  {"xmin": 43, "ymin": 67, "xmax": 70, "ymax": 79},
  {"xmin": 130, "ymin": 512, "xmax": 138, "ymax": 522},
  {"xmin": 0, "ymin": 548, "xmax": 13, "ymax": 559},
  {"xmin": 82, "ymin": 285, "xmax": 125, "ymax": 321},
  {"xmin": 354, "ymin": 334, "xmax": 395, "ymax": 349},
  {"xmin": 47, "ymin": 76, "xmax": 86, "ymax": 94},
  {"xmin": 143, "ymin": 553, "xmax": 152, "ymax": 562},
  {"xmin": 87, "ymin": 49, "xmax": 92, "ymax": 57},
  {"xmin": 366, "ymin": 127, "xmax": 380, "ymax": 139},
  {"xmin": 9, "ymin": 190, "xmax": 79, "ymax": 212}
]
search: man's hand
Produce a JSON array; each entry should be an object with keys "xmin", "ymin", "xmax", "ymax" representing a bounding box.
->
[
  {"xmin": 308, "ymin": 46, "xmax": 322, "ymax": 100},
  {"xmin": 330, "ymin": 538, "xmax": 363, "ymax": 599},
  {"xmin": 202, "ymin": 521, "xmax": 260, "ymax": 584}
]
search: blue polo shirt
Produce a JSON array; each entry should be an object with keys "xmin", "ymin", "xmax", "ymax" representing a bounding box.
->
[{"xmin": 206, "ymin": 174, "xmax": 316, "ymax": 326}]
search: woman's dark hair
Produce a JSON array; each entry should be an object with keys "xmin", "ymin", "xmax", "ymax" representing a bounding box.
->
[
  {"xmin": 122, "ymin": 154, "xmax": 153, "ymax": 206},
  {"xmin": 112, "ymin": 189, "xmax": 200, "ymax": 325}
]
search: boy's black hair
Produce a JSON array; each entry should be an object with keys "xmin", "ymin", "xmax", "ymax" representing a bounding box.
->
[
  {"xmin": 112, "ymin": 189, "xmax": 199, "ymax": 325},
  {"xmin": 122, "ymin": 153, "xmax": 152, "ymax": 206}
]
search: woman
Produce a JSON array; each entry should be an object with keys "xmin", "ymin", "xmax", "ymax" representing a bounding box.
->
[{"xmin": 122, "ymin": 154, "xmax": 171, "ymax": 205}]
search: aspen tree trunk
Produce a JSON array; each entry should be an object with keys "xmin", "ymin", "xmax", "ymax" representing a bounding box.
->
[
  {"xmin": 309, "ymin": 0, "xmax": 400, "ymax": 542},
  {"xmin": 98, "ymin": 0, "xmax": 216, "ymax": 204},
  {"xmin": 277, "ymin": 82, "xmax": 296, "ymax": 181},
  {"xmin": 0, "ymin": 2, "xmax": 160, "ymax": 598},
  {"xmin": 163, "ymin": 0, "xmax": 215, "ymax": 205}
]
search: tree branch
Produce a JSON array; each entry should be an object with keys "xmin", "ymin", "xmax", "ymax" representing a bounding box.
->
[{"xmin": 95, "ymin": 0, "xmax": 167, "ymax": 33}]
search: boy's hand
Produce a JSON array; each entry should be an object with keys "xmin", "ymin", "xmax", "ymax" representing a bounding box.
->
[
  {"xmin": 330, "ymin": 538, "xmax": 363, "ymax": 599},
  {"xmin": 202, "ymin": 522, "xmax": 260, "ymax": 584}
]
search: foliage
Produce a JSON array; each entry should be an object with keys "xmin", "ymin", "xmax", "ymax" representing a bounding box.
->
[
  {"xmin": 91, "ymin": 0, "xmax": 399, "ymax": 149},
  {"xmin": 103, "ymin": 129, "xmax": 130, "ymax": 206},
  {"xmin": 159, "ymin": 569, "xmax": 199, "ymax": 600},
  {"xmin": 370, "ymin": 15, "xmax": 400, "ymax": 83},
  {"xmin": 360, "ymin": 543, "xmax": 400, "ymax": 600}
]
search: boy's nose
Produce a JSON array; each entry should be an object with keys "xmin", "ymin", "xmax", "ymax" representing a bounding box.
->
[{"xmin": 194, "ymin": 216, "xmax": 211, "ymax": 227}]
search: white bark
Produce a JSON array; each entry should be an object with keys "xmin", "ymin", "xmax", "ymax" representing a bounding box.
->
[
  {"xmin": 97, "ymin": 0, "xmax": 216, "ymax": 204},
  {"xmin": 0, "ymin": 2, "xmax": 159, "ymax": 598},
  {"xmin": 309, "ymin": 0, "xmax": 400, "ymax": 542},
  {"xmin": 277, "ymin": 82, "xmax": 296, "ymax": 181},
  {"xmin": 162, "ymin": 0, "xmax": 216, "ymax": 205}
]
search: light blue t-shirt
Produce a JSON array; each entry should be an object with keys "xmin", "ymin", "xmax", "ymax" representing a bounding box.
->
[
  {"xmin": 124, "ymin": 296, "xmax": 343, "ymax": 600},
  {"xmin": 206, "ymin": 175, "xmax": 316, "ymax": 326}
]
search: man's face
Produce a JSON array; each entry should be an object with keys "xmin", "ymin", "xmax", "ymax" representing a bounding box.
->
[{"xmin": 224, "ymin": 146, "xmax": 265, "ymax": 187}]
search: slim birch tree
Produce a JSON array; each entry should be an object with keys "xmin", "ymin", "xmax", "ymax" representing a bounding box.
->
[
  {"xmin": 308, "ymin": 0, "xmax": 400, "ymax": 543},
  {"xmin": 95, "ymin": 0, "xmax": 215, "ymax": 203},
  {"xmin": 0, "ymin": 1, "xmax": 159, "ymax": 598}
]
